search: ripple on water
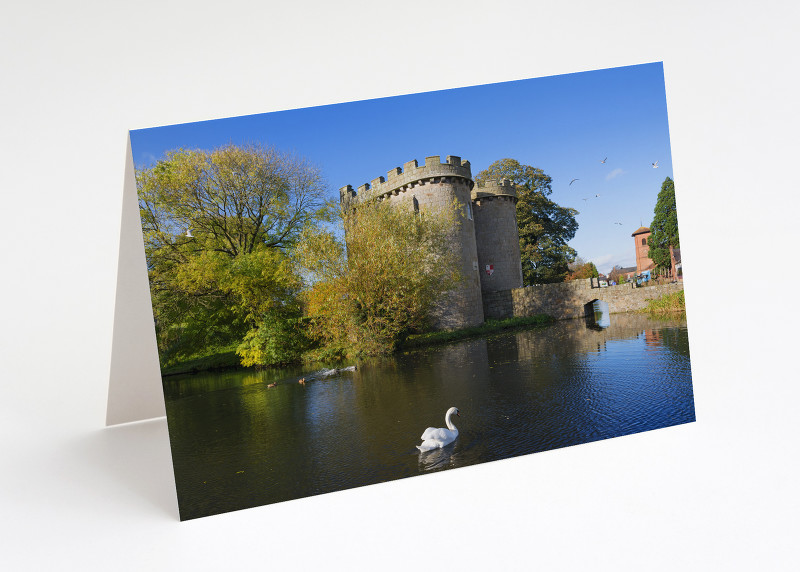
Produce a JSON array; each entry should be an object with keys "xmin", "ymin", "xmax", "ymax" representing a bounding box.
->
[{"xmin": 166, "ymin": 319, "xmax": 694, "ymax": 519}]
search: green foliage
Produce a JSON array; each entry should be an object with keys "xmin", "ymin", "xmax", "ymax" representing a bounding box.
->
[
  {"xmin": 137, "ymin": 144, "xmax": 327, "ymax": 367},
  {"xmin": 643, "ymin": 290, "xmax": 686, "ymax": 316},
  {"xmin": 236, "ymin": 314, "xmax": 315, "ymax": 367},
  {"xmin": 295, "ymin": 198, "xmax": 462, "ymax": 358},
  {"xmin": 475, "ymin": 159, "xmax": 578, "ymax": 284},
  {"xmin": 649, "ymin": 177, "xmax": 680, "ymax": 274}
]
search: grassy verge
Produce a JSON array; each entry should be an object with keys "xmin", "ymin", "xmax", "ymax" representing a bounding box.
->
[
  {"xmin": 161, "ymin": 314, "xmax": 553, "ymax": 375},
  {"xmin": 161, "ymin": 345, "xmax": 245, "ymax": 377},
  {"xmin": 400, "ymin": 314, "xmax": 553, "ymax": 350},
  {"xmin": 642, "ymin": 290, "xmax": 686, "ymax": 317}
]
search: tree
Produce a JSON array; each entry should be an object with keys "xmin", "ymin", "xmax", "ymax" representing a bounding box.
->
[
  {"xmin": 475, "ymin": 159, "xmax": 578, "ymax": 284},
  {"xmin": 136, "ymin": 143, "xmax": 328, "ymax": 366},
  {"xmin": 295, "ymin": 198, "xmax": 462, "ymax": 359},
  {"xmin": 648, "ymin": 177, "xmax": 680, "ymax": 274},
  {"xmin": 566, "ymin": 257, "xmax": 599, "ymax": 280}
]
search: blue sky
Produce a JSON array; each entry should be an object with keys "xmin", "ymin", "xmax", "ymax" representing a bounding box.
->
[{"xmin": 130, "ymin": 62, "xmax": 675, "ymax": 275}]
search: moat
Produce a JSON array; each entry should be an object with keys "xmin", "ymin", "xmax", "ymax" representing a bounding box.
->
[{"xmin": 163, "ymin": 312, "xmax": 695, "ymax": 520}]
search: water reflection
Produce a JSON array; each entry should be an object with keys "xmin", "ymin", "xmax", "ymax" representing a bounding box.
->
[
  {"xmin": 585, "ymin": 299, "xmax": 610, "ymax": 330},
  {"xmin": 418, "ymin": 446, "xmax": 458, "ymax": 471},
  {"xmin": 164, "ymin": 312, "xmax": 694, "ymax": 520}
]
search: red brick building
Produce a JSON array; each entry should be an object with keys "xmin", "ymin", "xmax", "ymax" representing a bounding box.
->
[
  {"xmin": 631, "ymin": 226, "xmax": 683, "ymax": 279},
  {"xmin": 631, "ymin": 226, "xmax": 655, "ymax": 274}
]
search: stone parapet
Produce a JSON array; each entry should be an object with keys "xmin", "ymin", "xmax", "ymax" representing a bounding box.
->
[
  {"xmin": 339, "ymin": 155, "xmax": 473, "ymax": 204},
  {"xmin": 483, "ymin": 279, "xmax": 684, "ymax": 321},
  {"xmin": 471, "ymin": 178, "xmax": 517, "ymax": 202}
]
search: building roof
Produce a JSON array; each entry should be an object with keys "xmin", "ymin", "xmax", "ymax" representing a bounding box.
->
[{"xmin": 631, "ymin": 226, "xmax": 650, "ymax": 236}]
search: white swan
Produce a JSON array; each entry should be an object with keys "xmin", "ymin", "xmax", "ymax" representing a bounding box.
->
[{"xmin": 416, "ymin": 407, "xmax": 460, "ymax": 452}]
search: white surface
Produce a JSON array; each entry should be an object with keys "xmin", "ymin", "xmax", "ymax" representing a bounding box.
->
[
  {"xmin": 1, "ymin": 1, "xmax": 798, "ymax": 570},
  {"xmin": 106, "ymin": 136, "xmax": 165, "ymax": 425}
]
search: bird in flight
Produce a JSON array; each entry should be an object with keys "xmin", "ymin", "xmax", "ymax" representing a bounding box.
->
[
  {"xmin": 651, "ymin": 160, "xmax": 659, "ymax": 168},
  {"xmin": 595, "ymin": 194, "xmax": 601, "ymax": 198},
  {"xmin": 185, "ymin": 229, "xmax": 194, "ymax": 238},
  {"xmin": 614, "ymin": 222, "xmax": 623, "ymax": 225},
  {"xmin": 570, "ymin": 178, "xmax": 579, "ymax": 186},
  {"xmin": 600, "ymin": 157, "xmax": 607, "ymax": 164}
]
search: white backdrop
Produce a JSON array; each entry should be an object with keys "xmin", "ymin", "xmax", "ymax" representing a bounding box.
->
[{"xmin": 2, "ymin": 1, "xmax": 798, "ymax": 570}]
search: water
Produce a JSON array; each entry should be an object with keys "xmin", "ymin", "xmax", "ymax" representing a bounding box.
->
[{"xmin": 163, "ymin": 312, "xmax": 694, "ymax": 520}]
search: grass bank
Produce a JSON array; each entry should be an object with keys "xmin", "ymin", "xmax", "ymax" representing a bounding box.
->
[
  {"xmin": 162, "ymin": 314, "xmax": 554, "ymax": 376},
  {"xmin": 400, "ymin": 314, "xmax": 552, "ymax": 350},
  {"xmin": 161, "ymin": 345, "xmax": 244, "ymax": 377},
  {"xmin": 642, "ymin": 290, "xmax": 686, "ymax": 317}
]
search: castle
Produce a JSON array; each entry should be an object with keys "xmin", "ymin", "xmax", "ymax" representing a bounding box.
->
[{"xmin": 340, "ymin": 155, "xmax": 523, "ymax": 330}]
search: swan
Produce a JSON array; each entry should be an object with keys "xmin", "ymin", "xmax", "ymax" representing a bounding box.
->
[{"xmin": 416, "ymin": 407, "xmax": 460, "ymax": 452}]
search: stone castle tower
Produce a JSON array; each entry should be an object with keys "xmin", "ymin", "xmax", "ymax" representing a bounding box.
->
[{"xmin": 340, "ymin": 155, "xmax": 522, "ymax": 330}]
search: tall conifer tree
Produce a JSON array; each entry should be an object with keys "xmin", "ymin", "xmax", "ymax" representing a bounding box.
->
[{"xmin": 648, "ymin": 177, "xmax": 680, "ymax": 274}]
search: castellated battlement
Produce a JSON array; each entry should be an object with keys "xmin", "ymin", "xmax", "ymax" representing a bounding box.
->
[
  {"xmin": 339, "ymin": 155, "xmax": 473, "ymax": 204},
  {"xmin": 472, "ymin": 178, "xmax": 518, "ymax": 202}
]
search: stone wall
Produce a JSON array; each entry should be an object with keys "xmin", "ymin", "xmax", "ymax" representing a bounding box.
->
[{"xmin": 483, "ymin": 278, "xmax": 684, "ymax": 321}]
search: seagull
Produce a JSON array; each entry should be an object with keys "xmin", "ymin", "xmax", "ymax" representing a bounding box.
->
[
  {"xmin": 614, "ymin": 222, "xmax": 623, "ymax": 225},
  {"xmin": 651, "ymin": 161, "xmax": 659, "ymax": 168},
  {"xmin": 185, "ymin": 229, "xmax": 194, "ymax": 238},
  {"xmin": 600, "ymin": 157, "xmax": 607, "ymax": 164},
  {"xmin": 569, "ymin": 178, "xmax": 579, "ymax": 186}
]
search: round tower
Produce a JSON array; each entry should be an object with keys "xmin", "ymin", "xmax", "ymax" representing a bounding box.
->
[
  {"xmin": 340, "ymin": 155, "xmax": 484, "ymax": 329},
  {"xmin": 472, "ymin": 179, "xmax": 523, "ymax": 292}
]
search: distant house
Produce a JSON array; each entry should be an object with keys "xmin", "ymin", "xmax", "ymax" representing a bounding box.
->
[{"xmin": 609, "ymin": 266, "xmax": 636, "ymax": 283}]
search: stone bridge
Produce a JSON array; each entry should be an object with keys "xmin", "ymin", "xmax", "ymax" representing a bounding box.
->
[{"xmin": 482, "ymin": 278, "xmax": 684, "ymax": 322}]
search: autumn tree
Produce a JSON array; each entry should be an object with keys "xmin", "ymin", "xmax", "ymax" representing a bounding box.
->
[
  {"xmin": 566, "ymin": 257, "xmax": 599, "ymax": 280},
  {"xmin": 295, "ymin": 198, "xmax": 462, "ymax": 359},
  {"xmin": 137, "ymin": 143, "xmax": 328, "ymax": 366},
  {"xmin": 648, "ymin": 177, "xmax": 680, "ymax": 274},
  {"xmin": 475, "ymin": 159, "xmax": 578, "ymax": 284}
]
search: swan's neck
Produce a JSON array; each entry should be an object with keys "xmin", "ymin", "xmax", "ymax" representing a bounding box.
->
[{"xmin": 445, "ymin": 411, "xmax": 458, "ymax": 432}]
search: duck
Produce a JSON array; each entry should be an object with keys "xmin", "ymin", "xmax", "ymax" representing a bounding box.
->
[
  {"xmin": 416, "ymin": 407, "xmax": 460, "ymax": 452},
  {"xmin": 267, "ymin": 382, "xmax": 277, "ymax": 388},
  {"xmin": 298, "ymin": 378, "xmax": 306, "ymax": 385}
]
